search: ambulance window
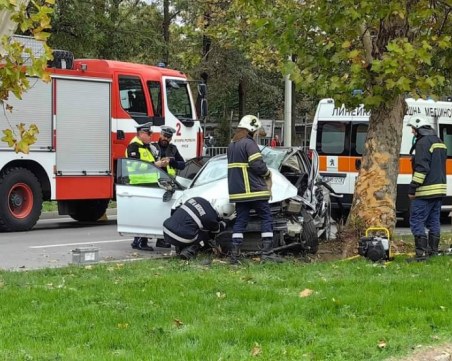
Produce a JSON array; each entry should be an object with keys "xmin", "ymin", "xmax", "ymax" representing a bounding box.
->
[
  {"xmin": 354, "ymin": 124, "xmax": 368, "ymax": 155},
  {"xmin": 119, "ymin": 76, "xmax": 147, "ymax": 114},
  {"xmin": 319, "ymin": 123, "xmax": 345, "ymax": 154},
  {"xmin": 147, "ymin": 81, "xmax": 162, "ymax": 116},
  {"xmin": 440, "ymin": 125, "xmax": 452, "ymax": 157}
]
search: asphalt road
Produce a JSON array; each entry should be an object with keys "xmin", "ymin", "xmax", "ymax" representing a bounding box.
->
[
  {"xmin": 0, "ymin": 209, "xmax": 173, "ymax": 271},
  {"xmin": 1, "ymin": 210, "xmax": 451, "ymax": 271}
]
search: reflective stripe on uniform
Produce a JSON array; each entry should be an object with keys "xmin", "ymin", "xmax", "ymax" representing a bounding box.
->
[
  {"xmin": 229, "ymin": 190, "xmax": 272, "ymax": 200},
  {"xmin": 415, "ymin": 183, "xmax": 447, "ymax": 197},
  {"xmin": 412, "ymin": 171, "xmax": 426, "ymax": 184},
  {"xmin": 180, "ymin": 204, "xmax": 203, "ymax": 229},
  {"xmin": 163, "ymin": 226, "xmax": 197, "ymax": 244},
  {"xmin": 248, "ymin": 153, "xmax": 262, "ymax": 162},
  {"xmin": 430, "ymin": 143, "xmax": 447, "ymax": 153}
]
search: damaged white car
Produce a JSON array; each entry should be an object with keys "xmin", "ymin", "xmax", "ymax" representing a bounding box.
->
[{"xmin": 116, "ymin": 146, "xmax": 335, "ymax": 256}]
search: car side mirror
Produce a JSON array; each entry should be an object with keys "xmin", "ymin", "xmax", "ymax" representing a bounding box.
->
[{"xmin": 158, "ymin": 179, "xmax": 175, "ymax": 202}]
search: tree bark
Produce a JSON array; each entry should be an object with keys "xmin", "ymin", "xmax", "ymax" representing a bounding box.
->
[
  {"xmin": 344, "ymin": 95, "xmax": 406, "ymax": 256},
  {"xmin": 162, "ymin": 0, "xmax": 170, "ymax": 65}
]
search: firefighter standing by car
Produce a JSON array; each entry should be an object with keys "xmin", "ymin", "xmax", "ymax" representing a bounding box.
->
[
  {"xmin": 125, "ymin": 122, "xmax": 168, "ymax": 251},
  {"xmin": 407, "ymin": 115, "xmax": 447, "ymax": 262},
  {"xmin": 152, "ymin": 125, "xmax": 186, "ymax": 248},
  {"xmin": 227, "ymin": 115, "xmax": 282, "ymax": 264},
  {"xmin": 162, "ymin": 197, "xmax": 231, "ymax": 260}
]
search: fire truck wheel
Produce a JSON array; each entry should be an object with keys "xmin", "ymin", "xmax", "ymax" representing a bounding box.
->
[
  {"xmin": 68, "ymin": 200, "xmax": 109, "ymax": 222},
  {"xmin": 0, "ymin": 167, "xmax": 42, "ymax": 232},
  {"xmin": 301, "ymin": 208, "xmax": 318, "ymax": 254}
]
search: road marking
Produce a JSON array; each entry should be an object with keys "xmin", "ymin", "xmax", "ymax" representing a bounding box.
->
[{"xmin": 29, "ymin": 239, "xmax": 133, "ymax": 249}]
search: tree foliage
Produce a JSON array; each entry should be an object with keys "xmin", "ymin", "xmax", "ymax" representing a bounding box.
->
[
  {"xmin": 210, "ymin": 0, "xmax": 452, "ymax": 107},
  {"xmin": 0, "ymin": 0, "xmax": 53, "ymax": 153},
  {"xmin": 207, "ymin": 0, "xmax": 452, "ymax": 243},
  {"xmin": 49, "ymin": 0, "xmax": 165, "ymax": 63}
]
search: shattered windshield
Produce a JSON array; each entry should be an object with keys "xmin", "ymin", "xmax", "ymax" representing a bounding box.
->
[{"xmin": 166, "ymin": 79, "xmax": 193, "ymax": 119}]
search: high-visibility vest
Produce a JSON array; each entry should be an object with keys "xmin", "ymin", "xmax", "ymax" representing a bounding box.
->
[{"xmin": 125, "ymin": 137, "xmax": 159, "ymax": 184}]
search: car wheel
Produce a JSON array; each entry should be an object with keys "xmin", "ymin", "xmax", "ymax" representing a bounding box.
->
[
  {"xmin": 319, "ymin": 201, "xmax": 332, "ymax": 241},
  {"xmin": 301, "ymin": 208, "xmax": 318, "ymax": 254}
]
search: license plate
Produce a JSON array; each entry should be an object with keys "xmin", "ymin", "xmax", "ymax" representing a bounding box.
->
[{"xmin": 322, "ymin": 176, "xmax": 345, "ymax": 185}]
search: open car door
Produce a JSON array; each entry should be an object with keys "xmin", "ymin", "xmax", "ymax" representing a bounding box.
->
[{"xmin": 116, "ymin": 158, "xmax": 184, "ymax": 238}]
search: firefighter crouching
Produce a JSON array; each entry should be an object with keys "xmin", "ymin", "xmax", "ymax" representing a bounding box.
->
[
  {"xmin": 227, "ymin": 115, "xmax": 283, "ymax": 264},
  {"xmin": 162, "ymin": 197, "xmax": 232, "ymax": 260},
  {"xmin": 125, "ymin": 122, "xmax": 168, "ymax": 251}
]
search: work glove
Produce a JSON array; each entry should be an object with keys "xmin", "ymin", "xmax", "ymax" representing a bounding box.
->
[{"xmin": 219, "ymin": 221, "xmax": 227, "ymax": 232}]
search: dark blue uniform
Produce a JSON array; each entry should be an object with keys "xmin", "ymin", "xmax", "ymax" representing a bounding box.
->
[
  {"xmin": 227, "ymin": 135, "xmax": 273, "ymax": 246},
  {"xmin": 163, "ymin": 197, "xmax": 223, "ymax": 247}
]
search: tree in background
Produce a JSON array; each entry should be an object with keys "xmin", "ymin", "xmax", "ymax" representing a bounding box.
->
[
  {"xmin": 0, "ymin": 0, "xmax": 53, "ymax": 153},
  {"xmin": 50, "ymin": 0, "xmax": 165, "ymax": 64},
  {"xmin": 210, "ymin": 0, "xmax": 452, "ymax": 252}
]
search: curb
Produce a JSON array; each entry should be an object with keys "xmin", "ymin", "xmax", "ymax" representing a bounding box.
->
[{"xmin": 39, "ymin": 208, "xmax": 117, "ymax": 220}]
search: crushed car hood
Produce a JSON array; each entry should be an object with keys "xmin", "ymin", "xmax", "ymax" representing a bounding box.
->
[{"xmin": 174, "ymin": 167, "xmax": 297, "ymax": 209}]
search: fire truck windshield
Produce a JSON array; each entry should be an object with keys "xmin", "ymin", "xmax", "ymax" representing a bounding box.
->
[{"xmin": 166, "ymin": 79, "xmax": 193, "ymax": 120}]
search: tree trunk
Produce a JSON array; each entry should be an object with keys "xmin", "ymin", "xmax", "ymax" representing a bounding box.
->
[
  {"xmin": 343, "ymin": 95, "xmax": 406, "ymax": 256},
  {"xmin": 162, "ymin": 0, "xmax": 170, "ymax": 65},
  {"xmin": 238, "ymin": 80, "xmax": 245, "ymax": 119}
]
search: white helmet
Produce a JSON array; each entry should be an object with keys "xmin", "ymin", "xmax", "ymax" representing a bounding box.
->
[
  {"xmin": 238, "ymin": 115, "xmax": 262, "ymax": 133},
  {"xmin": 211, "ymin": 199, "xmax": 235, "ymax": 219},
  {"xmin": 407, "ymin": 115, "xmax": 431, "ymax": 129}
]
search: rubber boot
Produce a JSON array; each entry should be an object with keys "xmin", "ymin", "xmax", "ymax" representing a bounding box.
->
[
  {"xmin": 156, "ymin": 238, "xmax": 171, "ymax": 248},
  {"xmin": 179, "ymin": 244, "xmax": 200, "ymax": 260},
  {"xmin": 230, "ymin": 241, "xmax": 241, "ymax": 265},
  {"xmin": 261, "ymin": 238, "xmax": 284, "ymax": 263},
  {"xmin": 131, "ymin": 237, "xmax": 154, "ymax": 251},
  {"xmin": 407, "ymin": 235, "xmax": 428, "ymax": 262},
  {"xmin": 428, "ymin": 233, "xmax": 440, "ymax": 256}
]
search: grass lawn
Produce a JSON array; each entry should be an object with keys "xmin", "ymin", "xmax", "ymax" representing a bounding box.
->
[{"xmin": 0, "ymin": 255, "xmax": 451, "ymax": 360}]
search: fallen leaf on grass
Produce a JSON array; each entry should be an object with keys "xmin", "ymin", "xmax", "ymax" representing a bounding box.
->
[
  {"xmin": 173, "ymin": 319, "xmax": 184, "ymax": 328},
  {"xmin": 251, "ymin": 343, "xmax": 261, "ymax": 357},
  {"xmin": 299, "ymin": 289, "xmax": 314, "ymax": 298},
  {"xmin": 117, "ymin": 323, "xmax": 129, "ymax": 329},
  {"xmin": 216, "ymin": 292, "xmax": 226, "ymax": 299},
  {"xmin": 377, "ymin": 340, "xmax": 387, "ymax": 349}
]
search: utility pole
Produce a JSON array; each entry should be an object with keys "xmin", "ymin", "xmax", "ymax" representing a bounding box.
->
[{"xmin": 283, "ymin": 57, "xmax": 292, "ymax": 147}]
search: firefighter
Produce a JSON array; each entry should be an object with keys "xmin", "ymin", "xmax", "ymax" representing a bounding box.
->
[
  {"xmin": 162, "ymin": 197, "xmax": 231, "ymax": 260},
  {"xmin": 153, "ymin": 125, "xmax": 186, "ymax": 248},
  {"xmin": 407, "ymin": 115, "xmax": 447, "ymax": 261},
  {"xmin": 227, "ymin": 115, "xmax": 282, "ymax": 264},
  {"xmin": 125, "ymin": 122, "xmax": 168, "ymax": 251}
]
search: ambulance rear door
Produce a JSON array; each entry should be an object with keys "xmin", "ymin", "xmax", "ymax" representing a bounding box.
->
[{"xmin": 312, "ymin": 99, "xmax": 369, "ymax": 212}]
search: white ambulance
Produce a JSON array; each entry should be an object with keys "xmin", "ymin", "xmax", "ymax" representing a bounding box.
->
[{"xmin": 309, "ymin": 98, "xmax": 452, "ymax": 223}]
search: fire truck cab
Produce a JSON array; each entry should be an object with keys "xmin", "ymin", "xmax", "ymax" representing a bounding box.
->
[{"xmin": 0, "ymin": 52, "xmax": 204, "ymax": 231}]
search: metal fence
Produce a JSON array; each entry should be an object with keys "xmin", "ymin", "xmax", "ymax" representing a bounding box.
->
[{"xmin": 204, "ymin": 146, "xmax": 228, "ymax": 157}]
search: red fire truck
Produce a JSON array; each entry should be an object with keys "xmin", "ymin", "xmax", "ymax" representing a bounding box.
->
[{"xmin": 0, "ymin": 51, "xmax": 205, "ymax": 231}]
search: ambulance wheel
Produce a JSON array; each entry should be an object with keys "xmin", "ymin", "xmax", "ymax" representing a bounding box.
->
[
  {"xmin": 0, "ymin": 167, "xmax": 42, "ymax": 232},
  {"xmin": 69, "ymin": 199, "xmax": 109, "ymax": 222},
  {"xmin": 301, "ymin": 209, "xmax": 318, "ymax": 254}
]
